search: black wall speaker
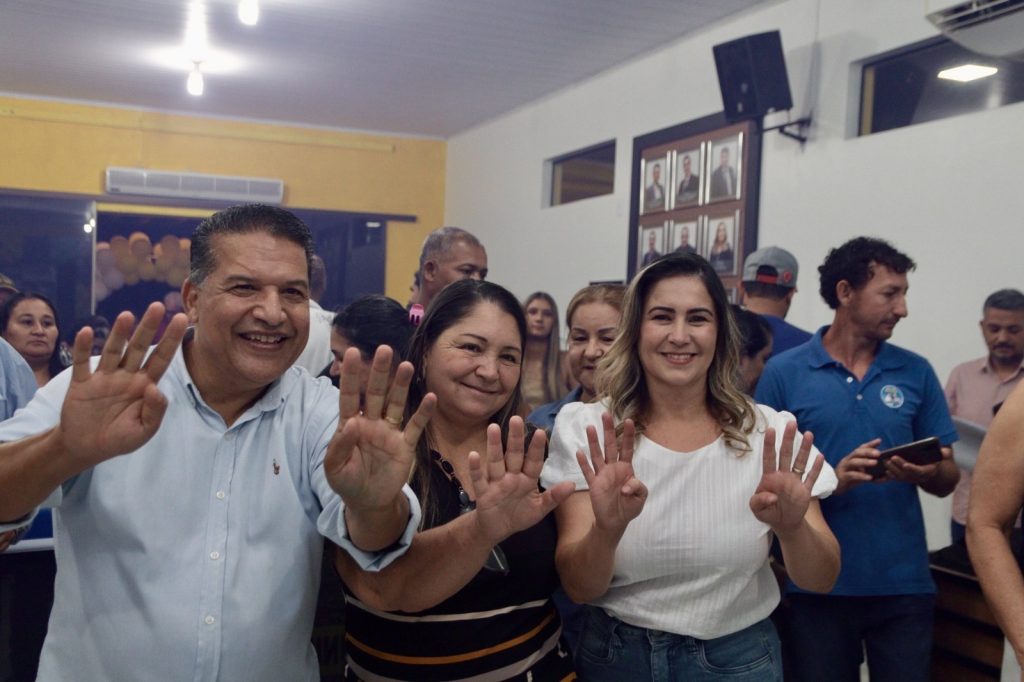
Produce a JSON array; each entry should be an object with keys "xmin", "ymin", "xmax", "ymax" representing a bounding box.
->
[{"xmin": 713, "ymin": 30, "xmax": 793, "ymax": 122}]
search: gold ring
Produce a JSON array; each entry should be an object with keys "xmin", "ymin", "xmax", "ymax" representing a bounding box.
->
[
  {"xmin": 384, "ymin": 415, "xmax": 403, "ymax": 427},
  {"xmin": 792, "ymin": 467, "xmax": 805, "ymax": 476}
]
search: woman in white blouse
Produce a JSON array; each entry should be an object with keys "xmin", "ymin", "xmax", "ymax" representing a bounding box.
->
[{"xmin": 541, "ymin": 252, "xmax": 840, "ymax": 680}]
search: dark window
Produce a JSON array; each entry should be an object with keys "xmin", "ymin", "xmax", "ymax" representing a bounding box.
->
[
  {"xmin": 549, "ymin": 141, "xmax": 615, "ymax": 206},
  {"xmin": 860, "ymin": 37, "xmax": 1024, "ymax": 135}
]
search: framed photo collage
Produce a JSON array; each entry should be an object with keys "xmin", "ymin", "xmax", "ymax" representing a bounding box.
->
[{"xmin": 630, "ymin": 117, "xmax": 759, "ymax": 303}]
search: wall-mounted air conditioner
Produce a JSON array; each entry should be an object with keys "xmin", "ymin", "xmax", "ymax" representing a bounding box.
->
[
  {"xmin": 105, "ymin": 167, "xmax": 285, "ymax": 204},
  {"xmin": 926, "ymin": 0, "xmax": 1024, "ymax": 59}
]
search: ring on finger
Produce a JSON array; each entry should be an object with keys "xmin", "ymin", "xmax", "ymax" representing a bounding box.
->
[
  {"xmin": 792, "ymin": 466, "xmax": 805, "ymax": 476},
  {"xmin": 384, "ymin": 415, "xmax": 403, "ymax": 427}
]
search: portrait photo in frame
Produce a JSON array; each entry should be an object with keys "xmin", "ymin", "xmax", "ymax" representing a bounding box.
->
[
  {"xmin": 672, "ymin": 146, "xmax": 702, "ymax": 208},
  {"xmin": 706, "ymin": 134, "xmax": 743, "ymax": 204},
  {"xmin": 640, "ymin": 154, "xmax": 670, "ymax": 215},
  {"xmin": 669, "ymin": 219, "xmax": 700, "ymax": 256},
  {"xmin": 637, "ymin": 221, "xmax": 667, "ymax": 269},
  {"xmin": 704, "ymin": 211, "xmax": 740, "ymax": 276}
]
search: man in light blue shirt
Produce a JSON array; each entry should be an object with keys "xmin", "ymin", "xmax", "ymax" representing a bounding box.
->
[
  {"xmin": 0, "ymin": 336, "xmax": 36, "ymax": 552},
  {"xmin": 0, "ymin": 205, "xmax": 433, "ymax": 681},
  {"xmin": 0, "ymin": 335, "xmax": 36, "ymax": 420}
]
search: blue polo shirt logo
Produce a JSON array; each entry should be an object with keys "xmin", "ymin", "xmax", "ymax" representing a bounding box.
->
[{"xmin": 880, "ymin": 385, "xmax": 905, "ymax": 408}]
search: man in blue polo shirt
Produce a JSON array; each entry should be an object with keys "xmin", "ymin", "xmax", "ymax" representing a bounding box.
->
[{"xmin": 756, "ymin": 236, "xmax": 958, "ymax": 682}]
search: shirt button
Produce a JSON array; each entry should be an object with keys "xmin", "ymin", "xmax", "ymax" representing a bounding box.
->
[
  {"xmin": 204, "ymin": 615, "xmax": 215, "ymax": 625},
  {"xmin": 856, "ymin": 394, "xmax": 863, "ymax": 401},
  {"xmin": 215, "ymin": 491, "xmax": 226, "ymax": 500},
  {"xmin": 210, "ymin": 551, "xmax": 220, "ymax": 560},
  {"xmin": 846, "ymin": 377, "xmax": 853, "ymax": 383}
]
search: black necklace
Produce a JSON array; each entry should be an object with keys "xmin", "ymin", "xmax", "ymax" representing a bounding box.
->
[{"xmin": 431, "ymin": 450, "xmax": 510, "ymax": 575}]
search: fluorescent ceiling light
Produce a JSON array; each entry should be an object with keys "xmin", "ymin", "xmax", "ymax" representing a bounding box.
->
[
  {"xmin": 148, "ymin": 46, "xmax": 243, "ymax": 74},
  {"xmin": 938, "ymin": 64, "xmax": 998, "ymax": 82},
  {"xmin": 238, "ymin": 0, "xmax": 260, "ymax": 26},
  {"xmin": 187, "ymin": 64, "xmax": 205, "ymax": 96},
  {"xmin": 185, "ymin": 2, "xmax": 209, "ymax": 62}
]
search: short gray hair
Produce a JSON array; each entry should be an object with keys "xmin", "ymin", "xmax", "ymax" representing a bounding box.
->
[{"xmin": 418, "ymin": 226, "xmax": 482, "ymax": 272}]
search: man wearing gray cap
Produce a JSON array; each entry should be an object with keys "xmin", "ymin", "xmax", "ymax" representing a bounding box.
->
[{"xmin": 740, "ymin": 246, "xmax": 812, "ymax": 356}]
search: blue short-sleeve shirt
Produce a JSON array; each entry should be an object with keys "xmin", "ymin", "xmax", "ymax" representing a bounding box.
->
[{"xmin": 755, "ymin": 326, "xmax": 957, "ymax": 596}]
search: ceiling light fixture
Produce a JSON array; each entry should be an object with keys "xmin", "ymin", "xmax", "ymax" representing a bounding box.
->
[
  {"xmin": 937, "ymin": 64, "xmax": 998, "ymax": 82},
  {"xmin": 238, "ymin": 0, "xmax": 260, "ymax": 26},
  {"xmin": 185, "ymin": 1, "xmax": 209, "ymax": 63},
  {"xmin": 187, "ymin": 62, "xmax": 205, "ymax": 96}
]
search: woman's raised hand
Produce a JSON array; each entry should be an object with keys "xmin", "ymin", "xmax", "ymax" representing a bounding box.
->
[
  {"xmin": 468, "ymin": 417, "xmax": 575, "ymax": 545},
  {"xmin": 749, "ymin": 420, "xmax": 824, "ymax": 534},
  {"xmin": 576, "ymin": 412, "xmax": 647, "ymax": 534}
]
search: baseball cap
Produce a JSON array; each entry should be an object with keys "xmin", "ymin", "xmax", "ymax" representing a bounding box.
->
[
  {"xmin": 741, "ymin": 247, "xmax": 798, "ymax": 288},
  {"xmin": 0, "ymin": 273, "xmax": 17, "ymax": 294}
]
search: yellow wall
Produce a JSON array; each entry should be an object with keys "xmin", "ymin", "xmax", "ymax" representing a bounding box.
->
[{"xmin": 0, "ymin": 96, "xmax": 446, "ymax": 300}]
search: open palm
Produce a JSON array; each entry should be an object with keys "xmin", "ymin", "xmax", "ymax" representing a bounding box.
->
[
  {"xmin": 576, "ymin": 412, "xmax": 647, "ymax": 533},
  {"xmin": 468, "ymin": 418, "xmax": 575, "ymax": 544},
  {"xmin": 749, "ymin": 421, "xmax": 824, "ymax": 534},
  {"xmin": 58, "ymin": 303, "xmax": 186, "ymax": 469},
  {"xmin": 325, "ymin": 345, "xmax": 434, "ymax": 511}
]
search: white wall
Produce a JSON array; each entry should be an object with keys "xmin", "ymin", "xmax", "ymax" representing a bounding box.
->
[{"xmin": 446, "ymin": 0, "xmax": 1024, "ymax": 548}]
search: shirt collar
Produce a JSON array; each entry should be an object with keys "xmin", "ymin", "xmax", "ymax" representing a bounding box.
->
[
  {"xmin": 980, "ymin": 355, "xmax": 1024, "ymax": 378},
  {"xmin": 172, "ymin": 327, "xmax": 292, "ymax": 418},
  {"xmin": 807, "ymin": 325, "xmax": 906, "ymax": 371}
]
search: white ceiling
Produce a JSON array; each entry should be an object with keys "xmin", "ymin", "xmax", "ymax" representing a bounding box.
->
[{"xmin": 0, "ymin": 0, "xmax": 767, "ymax": 138}]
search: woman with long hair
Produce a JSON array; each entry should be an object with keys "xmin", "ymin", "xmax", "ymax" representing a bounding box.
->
[
  {"xmin": 336, "ymin": 279, "xmax": 577, "ymax": 681},
  {"xmin": 526, "ymin": 282, "xmax": 625, "ymax": 653},
  {"xmin": 1, "ymin": 292, "xmax": 66, "ymax": 387},
  {"xmin": 528, "ymin": 285, "xmax": 624, "ymax": 429},
  {"xmin": 542, "ymin": 252, "xmax": 840, "ymax": 680},
  {"xmin": 521, "ymin": 291, "xmax": 571, "ymax": 410},
  {"xmin": 708, "ymin": 221, "xmax": 735, "ymax": 274}
]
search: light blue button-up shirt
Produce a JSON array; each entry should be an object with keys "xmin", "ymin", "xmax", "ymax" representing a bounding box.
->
[
  {"xmin": 0, "ymin": 344, "xmax": 419, "ymax": 681},
  {"xmin": 0, "ymin": 336, "xmax": 36, "ymax": 420}
]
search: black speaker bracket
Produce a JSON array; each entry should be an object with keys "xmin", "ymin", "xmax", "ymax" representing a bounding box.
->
[{"xmin": 761, "ymin": 116, "xmax": 812, "ymax": 144}]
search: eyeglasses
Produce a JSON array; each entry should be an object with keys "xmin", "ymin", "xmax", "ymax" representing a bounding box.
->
[{"xmin": 436, "ymin": 454, "xmax": 510, "ymax": 575}]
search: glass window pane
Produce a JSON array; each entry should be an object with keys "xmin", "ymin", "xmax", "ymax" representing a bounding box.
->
[
  {"xmin": 860, "ymin": 38, "xmax": 1024, "ymax": 135},
  {"xmin": 550, "ymin": 142, "xmax": 615, "ymax": 206}
]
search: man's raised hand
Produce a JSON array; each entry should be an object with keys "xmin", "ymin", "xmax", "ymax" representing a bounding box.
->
[{"xmin": 56, "ymin": 302, "xmax": 187, "ymax": 469}]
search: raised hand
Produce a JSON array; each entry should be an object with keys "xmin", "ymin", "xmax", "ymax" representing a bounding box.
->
[
  {"xmin": 324, "ymin": 345, "xmax": 435, "ymax": 512},
  {"xmin": 749, "ymin": 421, "xmax": 825, "ymax": 534},
  {"xmin": 55, "ymin": 302, "xmax": 187, "ymax": 470},
  {"xmin": 834, "ymin": 438, "xmax": 883, "ymax": 494},
  {"xmin": 467, "ymin": 417, "xmax": 575, "ymax": 545},
  {"xmin": 576, "ymin": 412, "xmax": 647, "ymax": 534}
]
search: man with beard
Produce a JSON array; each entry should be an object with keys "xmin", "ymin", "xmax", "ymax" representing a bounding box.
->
[{"xmin": 756, "ymin": 236, "xmax": 959, "ymax": 682}]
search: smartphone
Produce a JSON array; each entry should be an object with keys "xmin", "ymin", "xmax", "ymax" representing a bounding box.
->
[{"xmin": 867, "ymin": 436, "xmax": 943, "ymax": 479}]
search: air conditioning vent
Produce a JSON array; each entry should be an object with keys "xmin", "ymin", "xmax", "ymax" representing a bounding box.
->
[
  {"xmin": 105, "ymin": 167, "xmax": 284, "ymax": 204},
  {"xmin": 927, "ymin": 0, "xmax": 1024, "ymax": 58}
]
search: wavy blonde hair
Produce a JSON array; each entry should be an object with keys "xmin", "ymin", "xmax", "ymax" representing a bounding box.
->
[{"xmin": 596, "ymin": 252, "xmax": 757, "ymax": 452}]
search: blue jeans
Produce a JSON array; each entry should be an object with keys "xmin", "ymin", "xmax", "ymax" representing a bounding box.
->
[
  {"xmin": 575, "ymin": 606, "xmax": 782, "ymax": 681},
  {"xmin": 785, "ymin": 593, "xmax": 935, "ymax": 682}
]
